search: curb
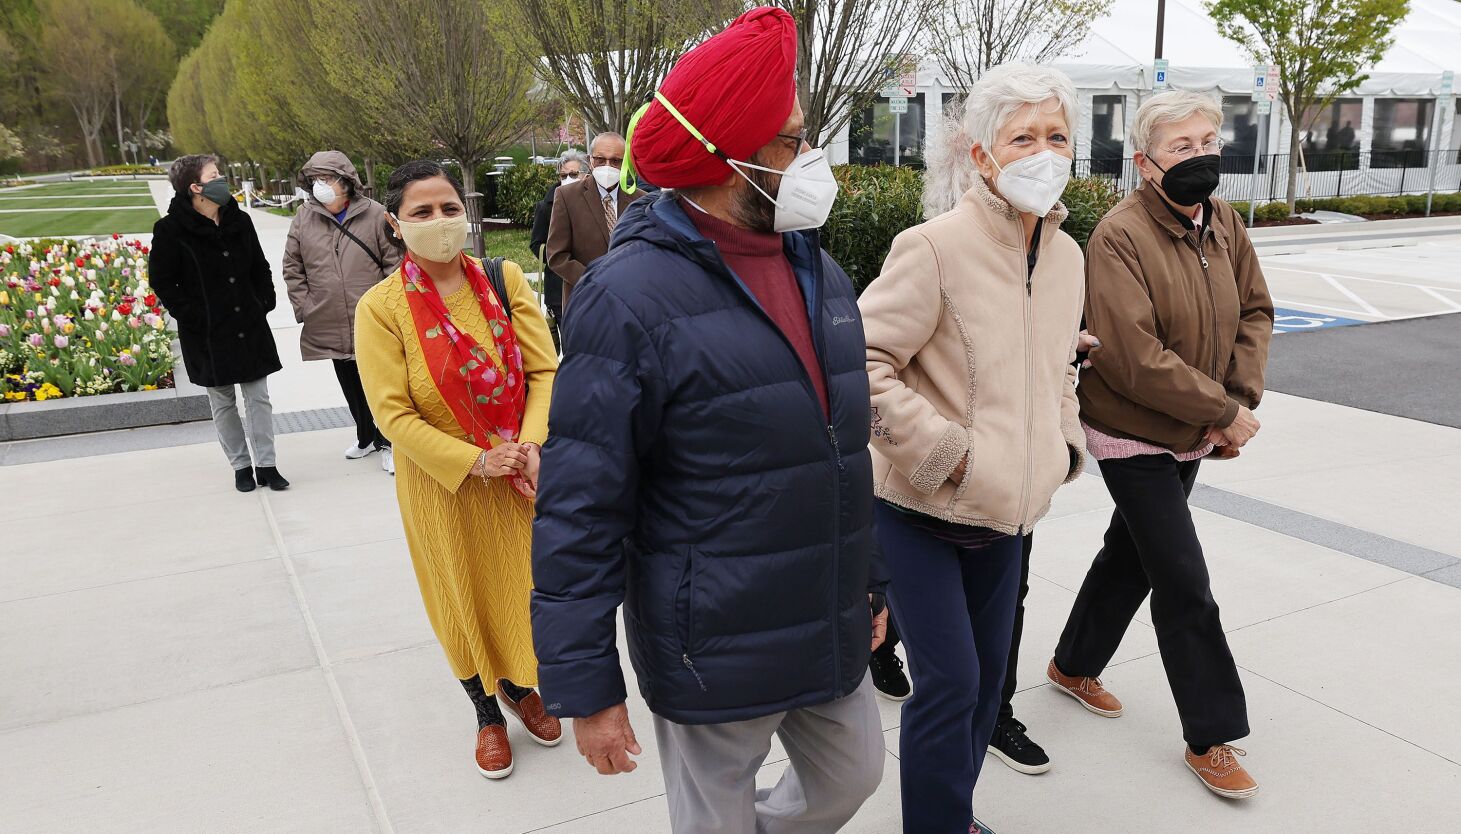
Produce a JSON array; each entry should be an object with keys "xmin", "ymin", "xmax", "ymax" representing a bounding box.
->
[{"xmin": 0, "ymin": 341, "xmax": 212, "ymax": 441}]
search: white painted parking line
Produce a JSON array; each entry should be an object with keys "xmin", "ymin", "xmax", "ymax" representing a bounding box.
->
[{"xmin": 1260, "ymin": 235, "xmax": 1461, "ymax": 326}]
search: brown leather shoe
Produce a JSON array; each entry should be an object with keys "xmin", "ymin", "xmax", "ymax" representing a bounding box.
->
[
  {"xmin": 475, "ymin": 724, "xmax": 514, "ymax": 779},
  {"xmin": 1046, "ymin": 658, "xmax": 1123, "ymax": 717},
  {"xmin": 496, "ymin": 681, "xmax": 563, "ymax": 747},
  {"xmin": 1185, "ymin": 745, "xmax": 1258, "ymax": 799}
]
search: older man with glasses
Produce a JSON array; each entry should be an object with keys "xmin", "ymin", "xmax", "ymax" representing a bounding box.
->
[
  {"xmin": 531, "ymin": 150, "xmax": 589, "ymax": 352},
  {"xmin": 1047, "ymin": 90, "xmax": 1273, "ymax": 801},
  {"xmin": 545, "ymin": 132, "xmax": 638, "ymax": 315}
]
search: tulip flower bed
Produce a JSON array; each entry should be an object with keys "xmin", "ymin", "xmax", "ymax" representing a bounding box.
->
[{"xmin": 0, "ymin": 236, "xmax": 176, "ymax": 402}]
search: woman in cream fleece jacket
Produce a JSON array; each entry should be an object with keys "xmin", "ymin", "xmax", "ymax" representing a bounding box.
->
[{"xmin": 857, "ymin": 63, "xmax": 1087, "ymax": 834}]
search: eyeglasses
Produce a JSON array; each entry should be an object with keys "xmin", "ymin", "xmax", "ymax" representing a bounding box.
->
[
  {"xmin": 590, "ymin": 155, "xmax": 623, "ymax": 168},
  {"xmin": 777, "ymin": 129, "xmax": 809, "ymax": 148},
  {"xmin": 559, "ymin": 170, "xmax": 581, "ymax": 179},
  {"xmin": 1161, "ymin": 138, "xmax": 1225, "ymax": 159}
]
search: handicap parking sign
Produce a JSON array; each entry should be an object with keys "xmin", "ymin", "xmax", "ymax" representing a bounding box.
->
[{"xmin": 1271, "ymin": 307, "xmax": 1367, "ymax": 333}]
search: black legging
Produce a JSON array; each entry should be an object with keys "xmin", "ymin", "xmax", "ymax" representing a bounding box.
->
[{"xmin": 333, "ymin": 358, "xmax": 389, "ymax": 450}]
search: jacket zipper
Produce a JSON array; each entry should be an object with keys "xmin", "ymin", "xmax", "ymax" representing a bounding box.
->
[
  {"xmin": 1194, "ymin": 229, "xmax": 1220, "ymax": 379},
  {"xmin": 1016, "ymin": 225, "xmax": 1036, "ymax": 533},
  {"xmin": 807, "ymin": 238, "xmax": 843, "ymax": 697},
  {"xmin": 676, "ymin": 550, "xmax": 707, "ymax": 692}
]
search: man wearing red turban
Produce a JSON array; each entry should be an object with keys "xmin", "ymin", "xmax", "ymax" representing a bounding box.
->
[{"xmin": 532, "ymin": 6, "xmax": 889, "ymax": 832}]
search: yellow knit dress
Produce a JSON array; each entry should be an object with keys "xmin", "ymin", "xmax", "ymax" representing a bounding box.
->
[{"xmin": 354, "ymin": 257, "xmax": 557, "ymax": 686}]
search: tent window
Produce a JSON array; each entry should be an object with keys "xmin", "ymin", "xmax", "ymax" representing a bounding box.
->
[
  {"xmin": 1370, "ymin": 98, "xmax": 1433, "ymax": 168},
  {"xmin": 1091, "ymin": 95, "xmax": 1126, "ymax": 175},
  {"xmin": 850, "ymin": 94, "xmax": 927, "ymax": 168},
  {"xmin": 1219, "ymin": 97, "xmax": 1265, "ymax": 174},
  {"xmin": 1300, "ymin": 99, "xmax": 1362, "ymax": 171}
]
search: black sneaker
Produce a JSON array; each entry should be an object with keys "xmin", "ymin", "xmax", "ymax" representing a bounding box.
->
[
  {"xmin": 970, "ymin": 814, "xmax": 998, "ymax": 834},
  {"xmin": 989, "ymin": 717, "xmax": 1051, "ymax": 775},
  {"xmin": 869, "ymin": 650, "xmax": 911, "ymax": 701}
]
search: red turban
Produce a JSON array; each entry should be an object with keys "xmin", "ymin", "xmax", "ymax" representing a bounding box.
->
[{"xmin": 630, "ymin": 7, "xmax": 798, "ymax": 189}]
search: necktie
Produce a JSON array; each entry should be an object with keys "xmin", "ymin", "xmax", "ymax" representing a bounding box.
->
[{"xmin": 603, "ymin": 193, "xmax": 618, "ymax": 231}]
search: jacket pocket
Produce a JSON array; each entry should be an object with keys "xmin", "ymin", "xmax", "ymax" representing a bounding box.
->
[{"xmin": 673, "ymin": 548, "xmax": 707, "ymax": 691}]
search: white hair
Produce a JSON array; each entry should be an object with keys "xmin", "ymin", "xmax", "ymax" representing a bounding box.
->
[
  {"xmin": 922, "ymin": 63, "xmax": 1078, "ymax": 218},
  {"xmin": 558, "ymin": 150, "xmax": 589, "ymax": 170},
  {"xmin": 1131, "ymin": 90, "xmax": 1223, "ymax": 153}
]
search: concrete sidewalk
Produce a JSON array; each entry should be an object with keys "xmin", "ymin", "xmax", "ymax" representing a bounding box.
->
[{"xmin": 2, "ymin": 389, "xmax": 1459, "ymax": 833}]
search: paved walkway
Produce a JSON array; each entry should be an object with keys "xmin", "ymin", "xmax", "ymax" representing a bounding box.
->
[{"xmin": 4, "ymin": 205, "xmax": 1461, "ymax": 832}]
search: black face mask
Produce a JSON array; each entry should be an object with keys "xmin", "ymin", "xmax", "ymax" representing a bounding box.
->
[{"xmin": 1151, "ymin": 153, "xmax": 1220, "ymax": 207}]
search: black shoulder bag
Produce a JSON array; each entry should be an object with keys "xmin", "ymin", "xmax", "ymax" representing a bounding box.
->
[{"xmin": 483, "ymin": 256, "xmax": 511, "ymax": 322}]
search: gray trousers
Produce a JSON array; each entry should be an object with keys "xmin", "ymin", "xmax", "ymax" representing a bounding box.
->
[
  {"xmin": 653, "ymin": 674, "xmax": 884, "ymax": 834},
  {"xmin": 206, "ymin": 378, "xmax": 275, "ymax": 470}
]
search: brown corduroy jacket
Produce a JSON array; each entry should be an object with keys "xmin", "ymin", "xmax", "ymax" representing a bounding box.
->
[{"xmin": 1078, "ymin": 185, "xmax": 1274, "ymax": 453}]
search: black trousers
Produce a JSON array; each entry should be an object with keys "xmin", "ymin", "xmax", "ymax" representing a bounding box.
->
[
  {"xmin": 546, "ymin": 305, "xmax": 563, "ymax": 354},
  {"xmin": 332, "ymin": 359, "xmax": 389, "ymax": 450},
  {"xmin": 1054, "ymin": 454, "xmax": 1249, "ymax": 747},
  {"xmin": 879, "ymin": 534, "xmax": 1033, "ymax": 723}
]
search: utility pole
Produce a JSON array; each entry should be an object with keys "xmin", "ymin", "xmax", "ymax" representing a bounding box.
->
[{"xmin": 1155, "ymin": 0, "xmax": 1166, "ymax": 59}]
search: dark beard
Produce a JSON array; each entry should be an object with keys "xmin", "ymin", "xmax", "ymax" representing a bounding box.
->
[{"xmin": 731, "ymin": 153, "xmax": 781, "ymax": 233}]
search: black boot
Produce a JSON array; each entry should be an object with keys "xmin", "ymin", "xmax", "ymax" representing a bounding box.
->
[
  {"xmin": 255, "ymin": 466, "xmax": 290, "ymax": 491},
  {"xmin": 234, "ymin": 467, "xmax": 257, "ymax": 493}
]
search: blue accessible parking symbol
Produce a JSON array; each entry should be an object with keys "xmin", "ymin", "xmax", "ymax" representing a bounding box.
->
[{"xmin": 1272, "ymin": 307, "xmax": 1368, "ymax": 334}]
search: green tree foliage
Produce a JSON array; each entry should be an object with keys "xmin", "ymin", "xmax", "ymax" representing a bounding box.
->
[
  {"xmin": 37, "ymin": 0, "xmax": 177, "ymax": 168},
  {"xmin": 498, "ymin": 0, "xmax": 739, "ymax": 134},
  {"xmin": 1207, "ymin": 0, "xmax": 1409, "ymax": 214},
  {"xmin": 139, "ymin": 0, "xmax": 225, "ymax": 53}
]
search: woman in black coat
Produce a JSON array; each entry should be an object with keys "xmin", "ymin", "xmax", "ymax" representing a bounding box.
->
[{"xmin": 149, "ymin": 154, "xmax": 288, "ymax": 493}]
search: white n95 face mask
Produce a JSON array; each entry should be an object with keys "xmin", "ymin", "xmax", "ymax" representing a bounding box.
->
[
  {"xmin": 591, "ymin": 165, "xmax": 620, "ymax": 190},
  {"xmin": 990, "ymin": 150, "xmax": 1071, "ymax": 217},
  {"xmin": 312, "ymin": 180, "xmax": 339, "ymax": 204},
  {"xmin": 731, "ymin": 148, "xmax": 840, "ymax": 233}
]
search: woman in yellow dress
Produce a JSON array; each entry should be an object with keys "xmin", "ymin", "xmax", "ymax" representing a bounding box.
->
[{"xmin": 355, "ymin": 160, "xmax": 561, "ymax": 780}]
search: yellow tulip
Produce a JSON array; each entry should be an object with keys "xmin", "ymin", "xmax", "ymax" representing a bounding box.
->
[{"xmin": 0, "ymin": 291, "xmax": 9, "ymax": 305}]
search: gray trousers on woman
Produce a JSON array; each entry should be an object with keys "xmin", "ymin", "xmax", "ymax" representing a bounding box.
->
[
  {"xmin": 206, "ymin": 378, "xmax": 275, "ymax": 470},
  {"xmin": 652, "ymin": 674, "xmax": 884, "ymax": 834}
]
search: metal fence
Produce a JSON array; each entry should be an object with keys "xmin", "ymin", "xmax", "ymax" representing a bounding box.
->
[{"xmin": 1074, "ymin": 148, "xmax": 1461, "ymax": 204}]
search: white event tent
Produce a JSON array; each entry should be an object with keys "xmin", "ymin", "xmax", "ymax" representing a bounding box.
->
[{"xmin": 826, "ymin": 0, "xmax": 1461, "ymax": 201}]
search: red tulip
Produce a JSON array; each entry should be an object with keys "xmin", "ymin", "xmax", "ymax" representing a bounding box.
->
[
  {"xmin": 117, "ymin": 302, "xmax": 133, "ymax": 316},
  {"xmin": 47, "ymin": 277, "xmax": 60, "ymax": 287},
  {"xmin": 75, "ymin": 257, "xmax": 86, "ymax": 268},
  {"xmin": 143, "ymin": 293, "xmax": 158, "ymax": 307},
  {"xmin": 112, "ymin": 233, "xmax": 120, "ymax": 240}
]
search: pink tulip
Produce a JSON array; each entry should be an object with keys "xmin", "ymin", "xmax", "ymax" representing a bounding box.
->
[
  {"xmin": 0, "ymin": 323, "xmax": 9, "ymax": 338},
  {"xmin": 27, "ymin": 333, "xmax": 43, "ymax": 347},
  {"xmin": 53, "ymin": 335, "xmax": 68, "ymax": 349},
  {"xmin": 118, "ymin": 352, "xmax": 137, "ymax": 367}
]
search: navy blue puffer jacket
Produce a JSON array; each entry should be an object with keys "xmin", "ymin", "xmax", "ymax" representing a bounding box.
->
[{"xmin": 531, "ymin": 194, "xmax": 882, "ymax": 725}]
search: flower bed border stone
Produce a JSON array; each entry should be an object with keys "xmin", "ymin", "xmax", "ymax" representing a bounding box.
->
[{"xmin": 0, "ymin": 341, "xmax": 210, "ymax": 441}]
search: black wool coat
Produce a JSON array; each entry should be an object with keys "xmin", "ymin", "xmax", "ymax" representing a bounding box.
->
[{"xmin": 149, "ymin": 194, "xmax": 282, "ymax": 387}]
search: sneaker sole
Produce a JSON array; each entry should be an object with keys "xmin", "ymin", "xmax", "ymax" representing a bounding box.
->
[
  {"xmin": 477, "ymin": 761, "xmax": 514, "ymax": 779},
  {"xmin": 1046, "ymin": 674, "xmax": 1123, "ymax": 718},
  {"xmin": 345, "ymin": 449, "xmax": 376, "ymax": 460},
  {"xmin": 874, "ymin": 687, "xmax": 912, "ymax": 702},
  {"xmin": 502, "ymin": 707, "xmax": 565, "ymax": 747},
  {"xmin": 1185, "ymin": 759, "xmax": 1258, "ymax": 799},
  {"xmin": 988, "ymin": 744, "xmax": 1051, "ymax": 775}
]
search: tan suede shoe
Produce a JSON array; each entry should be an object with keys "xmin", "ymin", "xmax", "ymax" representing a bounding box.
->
[
  {"xmin": 1046, "ymin": 658, "xmax": 1123, "ymax": 717},
  {"xmin": 1185, "ymin": 744, "xmax": 1259, "ymax": 799}
]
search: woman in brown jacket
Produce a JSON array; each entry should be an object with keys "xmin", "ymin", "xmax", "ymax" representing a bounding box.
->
[
  {"xmin": 1048, "ymin": 90, "xmax": 1274, "ymax": 801},
  {"xmin": 284, "ymin": 150, "xmax": 402, "ymax": 472},
  {"xmin": 858, "ymin": 63, "xmax": 1087, "ymax": 834}
]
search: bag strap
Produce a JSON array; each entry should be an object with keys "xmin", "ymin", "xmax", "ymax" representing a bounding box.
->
[
  {"xmin": 484, "ymin": 256, "xmax": 511, "ymax": 323},
  {"xmin": 334, "ymin": 219, "xmax": 387, "ymax": 272}
]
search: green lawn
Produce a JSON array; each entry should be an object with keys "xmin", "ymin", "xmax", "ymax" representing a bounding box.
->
[
  {"xmin": 0, "ymin": 195, "xmax": 157, "ymax": 209},
  {"xmin": 0, "ymin": 207, "xmax": 160, "ymax": 237},
  {"xmin": 0, "ymin": 183, "xmax": 154, "ymax": 198},
  {"xmin": 484, "ymin": 227, "xmax": 541, "ymax": 273}
]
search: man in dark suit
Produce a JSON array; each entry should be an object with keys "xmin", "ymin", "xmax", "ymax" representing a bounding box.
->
[
  {"xmin": 531, "ymin": 150, "xmax": 588, "ymax": 352},
  {"xmin": 546, "ymin": 131, "xmax": 638, "ymax": 314}
]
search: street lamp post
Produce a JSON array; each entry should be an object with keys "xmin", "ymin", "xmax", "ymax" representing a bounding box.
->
[{"xmin": 1155, "ymin": 0, "xmax": 1166, "ymax": 59}]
